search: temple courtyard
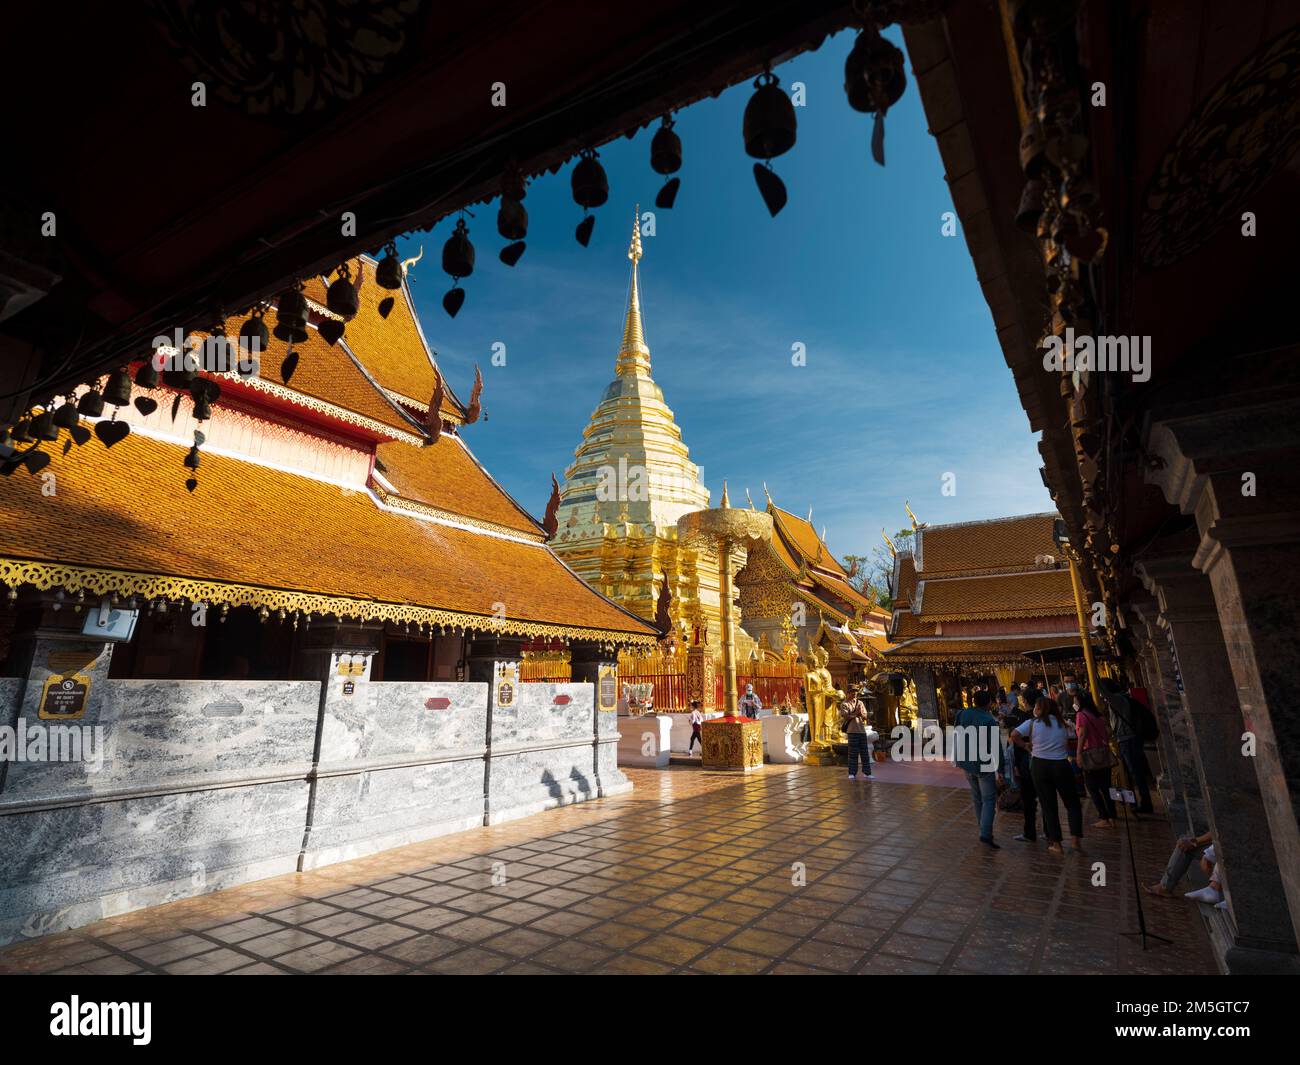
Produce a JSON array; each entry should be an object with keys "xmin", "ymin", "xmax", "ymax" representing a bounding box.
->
[{"xmin": 0, "ymin": 764, "xmax": 1216, "ymax": 976}]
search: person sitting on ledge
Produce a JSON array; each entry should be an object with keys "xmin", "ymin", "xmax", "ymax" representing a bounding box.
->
[{"xmin": 1146, "ymin": 831, "xmax": 1226, "ymax": 908}]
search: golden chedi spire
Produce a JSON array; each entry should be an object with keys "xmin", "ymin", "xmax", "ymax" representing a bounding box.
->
[{"xmin": 617, "ymin": 206, "xmax": 651, "ymax": 377}]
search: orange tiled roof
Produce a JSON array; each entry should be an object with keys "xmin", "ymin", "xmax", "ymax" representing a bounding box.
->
[
  {"xmin": 374, "ymin": 436, "xmax": 542, "ymax": 537},
  {"xmin": 893, "ymin": 554, "xmax": 918, "ymax": 607},
  {"xmin": 0, "ymin": 431, "xmax": 657, "ymax": 641},
  {"xmin": 769, "ymin": 506, "xmax": 875, "ymax": 613},
  {"xmin": 196, "ymin": 319, "xmax": 417, "ymax": 437},
  {"xmin": 915, "ymin": 567, "xmax": 1075, "ymax": 621},
  {"xmin": 915, "ymin": 513, "xmax": 1061, "ymax": 578},
  {"xmin": 305, "ymin": 257, "xmax": 464, "ymax": 419}
]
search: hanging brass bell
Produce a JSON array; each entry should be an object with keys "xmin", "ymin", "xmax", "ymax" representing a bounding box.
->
[
  {"xmin": 497, "ymin": 197, "xmax": 528, "ymax": 241},
  {"xmin": 844, "ymin": 27, "xmax": 906, "ymax": 115},
  {"xmin": 326, "ymin": 266, "xmax": 359, "ymax": 320},
  {"xmin": 12, "ymin": 419, "xmax": 35, "ymax": 443},
  {"xmin": 650, "ymin": 118, "xmax": 682, "ymax": 175},
  {"xmin": 743, "ymin": 72, "xmax": 796, "ymax": 159},
  {"xmin": 1018, "ymin": 117, "xmax": 1047, "ymax": 178},
  {"xmin": 571, "ymin": 150, "xmax": 609, "ymax": 209},
  {"xmin": 192, "ymin": 391, "xmax": 212, "ymax": 421},
  {"xmin": 239, "ymin": 313, "xmax": 269, "ymax": 357},
  {"xmin": 1015, "ymin": 179, "xmax": 1045, "ymax": 233},
  {"xmin": 273, "ymin": 285, "xmax": 309, "ymax": 343},
  {"xmin": 441, "ymin": 218, "xmax": 476, "ymax": 280},
  {"xmin": 184, "ymin": 445, "xmax": 200, "ymax": 470},
  {"xmin": 32, "ymin": 410, "xmax": 58, "ymax": 441},
  {"xmin": 375, "ymin": 243, "xmax": 404, "ymax": 290},
  {"xmin": 135, "ymin": 358, "xmax": 160, "ymax": 390},
  {"xmin": 53, "ymin": 400, "xmax": 79, "ymax": 430},
  {"xmin": 104, "ymin": 368, "xmax": 133, "ymax": 407},
  {"xmin": 77, "ymin": 390, "xmax": 105, "ymax": 418}
]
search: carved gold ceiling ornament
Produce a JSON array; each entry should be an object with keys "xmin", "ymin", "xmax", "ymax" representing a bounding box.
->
[
  {"xmin": 0, "ymin": 557, "xmax": 659, "ymax": 648},
  {"xmin": 149, "ymin": 0, "xmax": 430, "ymax": 118},
  {"xmin": 1138, "ymin": 25, "xmax": 1300, "ymax": 268}
]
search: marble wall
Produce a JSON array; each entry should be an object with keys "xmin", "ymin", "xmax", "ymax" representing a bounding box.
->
[
  {"xmin": 0, "ymin": 673, "xmax": 619, "ymax": 945},
  {"xmin": 0, "ymin": 679, "xmax": 320, "ymax": 946}
]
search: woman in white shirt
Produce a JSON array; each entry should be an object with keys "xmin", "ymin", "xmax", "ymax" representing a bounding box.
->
[{"xmin": 1011, "ymin": 697, "xmax": 1083, "ymax": 853}]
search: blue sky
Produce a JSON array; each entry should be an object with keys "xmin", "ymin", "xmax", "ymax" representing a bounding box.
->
[{"xmin": 398, "ymin": 26, "xmax": 1052, "ymax": 560}]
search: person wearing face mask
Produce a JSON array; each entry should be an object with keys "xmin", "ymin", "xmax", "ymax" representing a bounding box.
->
[{"xmin": 738, "ymin": 683, "xmax": 762, "ymax": 718}]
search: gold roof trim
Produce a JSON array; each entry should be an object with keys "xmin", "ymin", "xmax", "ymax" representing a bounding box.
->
[
  {"xmin": 371, "ymin": 484, "xmax": 546, "ymax": 543},
  {"xmin": 0, "ymin": 557, "xmax": 659, "ymax": 647},
  {"xmin": 212, "ymin": 369, "xmax": 425, "ymax": 444}
]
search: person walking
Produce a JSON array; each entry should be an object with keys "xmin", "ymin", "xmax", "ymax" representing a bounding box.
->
[
  {"xmin": 955, "ymin": 690, "xmax": 1005, "ymax": 849},
  {"xmin": 687, "ymin": 699, "xmax": 703, "ymax": 754},
  {"xmin": 839, "ymin": 686, "xmax": 874, "ymax": 781},
  {"xmin": 1102, "ymin": 677, "xmax": 1153, "ymax": 813},
  {"xmin": 1073, "ymin": 690, "xmax": 1118, "ymax": 828},
  {"xmin": 1012, "ymin": 696, "xmax": 1083, "ymax": 853}
]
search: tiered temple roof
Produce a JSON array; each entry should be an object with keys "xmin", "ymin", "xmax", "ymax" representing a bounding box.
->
[
  {"xmin": 0, "ymin": 259, "xmax": 659, "ymax": 647},
  {"xmin": 883, "ymin": 513, "xmax": 1082, "ymax": 668}
]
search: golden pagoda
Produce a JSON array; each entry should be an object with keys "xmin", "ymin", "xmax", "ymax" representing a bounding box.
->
[{"xmin": 550, "ymin": 210, "xmax": 738, "ymax": 648}]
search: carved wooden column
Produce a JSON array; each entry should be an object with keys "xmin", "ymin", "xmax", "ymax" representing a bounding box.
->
[
  {"xmin": 1138, "ymin": 550, "xmax": 1298, "ymax": 973},
  {"xmin": 1146, "ymin": 393, "xmax": 1300, "ymax": 954}
]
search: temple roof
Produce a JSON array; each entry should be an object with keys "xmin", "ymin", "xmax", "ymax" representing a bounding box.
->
[
  {"xmin": 374, "ymin": 435, "xmax": 544, "ymax": 539},
  {"xmin": 914, "ymin": 568, "xmax": 1075, "ymax": 622},
  {"xmin": 303, "ymin": 256, "xmax": 466, "ymax": 420},
  {"xmin": 914, "ymin": 512, "xmax": 1061, "ymax": 578},
  {"xmin": 0, "ymin": 431, "xmax": 658, "ymax": 644},
  {"xmin": 767, "ymin": 503, "xmax": 879, "ymax": 619}
]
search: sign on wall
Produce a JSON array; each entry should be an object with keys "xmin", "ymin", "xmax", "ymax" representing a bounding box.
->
[
  {"xmin": 496, "ymin": 662, "xmax": 519, "ymax": 710},
  {"xmin": 598, "ymin": 663, "xmax": 618, "ymax": 712},
  {"xmin": 38, "ymin": 649, "xmax": 102, "ymax": 721}
]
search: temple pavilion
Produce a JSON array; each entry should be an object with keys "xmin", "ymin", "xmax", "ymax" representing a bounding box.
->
[
  {"xmin": 735, "ymin": 489, "xmax": 894, "ymax": 687},
  {"xmin": 0, "ymin": 255, "xmax": 660, "ymax": 681},
  {"xmin": 882, "ymin": 512, "xmax": 1088, "ymax": 720}
]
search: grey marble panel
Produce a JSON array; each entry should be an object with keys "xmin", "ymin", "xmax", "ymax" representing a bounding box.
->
[
  {"xmin": 302, "ymin": 758, "xmax": 487, "ymax": 868},
  {"xmin": 487, "ymin": 740, "xmax": 602, "ymax": 824},
  {"xmin": 318, "ymin": 679, "xmax": 487, "ymax": 766},
  {"xmin": 0, "ymin": 780, "xmax": 309, "ymax": 945},
  {"xmin": 1, "ymin": 679, "xmax": 320, "ymax": 803},
  {"xmin": 492, "ymin": 683, "xmax": 594, "ymax": 750}
]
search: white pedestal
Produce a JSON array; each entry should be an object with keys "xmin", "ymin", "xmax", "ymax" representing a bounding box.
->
[
  {"xmin": 762, "ymin": 713, "xmax": 808, "ymax": 763},
  {"xmin": 665, "ymin": 711, "xmax": 724, "ymax": 752},
  {"xmin": 616, "ymin": 715, "xmax": 672, "ymax": 768}
]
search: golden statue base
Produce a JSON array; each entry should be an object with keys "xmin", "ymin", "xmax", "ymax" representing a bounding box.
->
[
  {"xmin": 803, "ymin": 742, "xmax": 839, "ymax": 766},
  {"xmin": 701, "ymin": 717, "xmax": 764, "ymax": 772}
]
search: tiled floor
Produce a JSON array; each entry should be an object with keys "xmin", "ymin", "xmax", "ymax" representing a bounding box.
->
[{"xmin": 0, "ymin": 764, "xmax": 1217, "ymax": 974}]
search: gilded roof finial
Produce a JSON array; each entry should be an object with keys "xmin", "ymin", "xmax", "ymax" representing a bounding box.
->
[
  {"xmin": 763, "ymin": 482, "xmax": 773, "ymax": 509},
  {"xmin": 905, "ymin": 499, "xmax": 923, "ymax": 530},
  {"xmin": 745, "ymin": 487, "xmax": 755, "ymax": 510},
  {"xmin": 721, "ymin": 481, "xmax": 730, "ymax": 509},
  {"xmin": 628, "ymin": 205, "xmax": 643, "ymax": 264}
]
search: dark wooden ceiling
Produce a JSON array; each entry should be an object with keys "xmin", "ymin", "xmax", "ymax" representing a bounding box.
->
[{"xmin": 1, "ymin": 0, "xmax": 853, "ymax": 408}]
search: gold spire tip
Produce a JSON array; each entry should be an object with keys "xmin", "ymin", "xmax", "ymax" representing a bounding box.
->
[{"xmin": 628, "ymin": 205, "xmax": 643, "ymax": 264}]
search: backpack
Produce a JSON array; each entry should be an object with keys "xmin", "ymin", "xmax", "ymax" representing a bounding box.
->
[{"xmin": 1112, "ymin": 690, "xmax": 1159, "ymax": 742}]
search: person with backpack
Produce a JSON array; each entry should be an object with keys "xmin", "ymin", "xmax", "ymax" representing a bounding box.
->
[
  {"xmin": 1011, "ymin": 696, "xmax": 1084, "ymax": 853},
  {"xmin": 1102, "ymin": 677, "xmax": 1154, "ymax": 814},
  {"xmin": 1073, "ymin": 690, "xmax": 1118, "ymax": 827},
  {"xmin": 1006, "ymin": 690, "xmax": 1041, "ymax": 843}
]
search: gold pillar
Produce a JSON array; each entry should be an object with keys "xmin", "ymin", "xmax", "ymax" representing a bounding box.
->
[
  {"xmin": 719, "ymin": 536, "xmax": 738, "ymax": 715},
  {"xmin": 1067, "ymin": 555, "xmax": 1102, "ymax": 701}
]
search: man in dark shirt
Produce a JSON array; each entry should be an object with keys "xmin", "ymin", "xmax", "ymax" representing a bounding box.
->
[{"xmin": 955, "ymin": 691, "xmax": 1005, "ymax": 849}]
